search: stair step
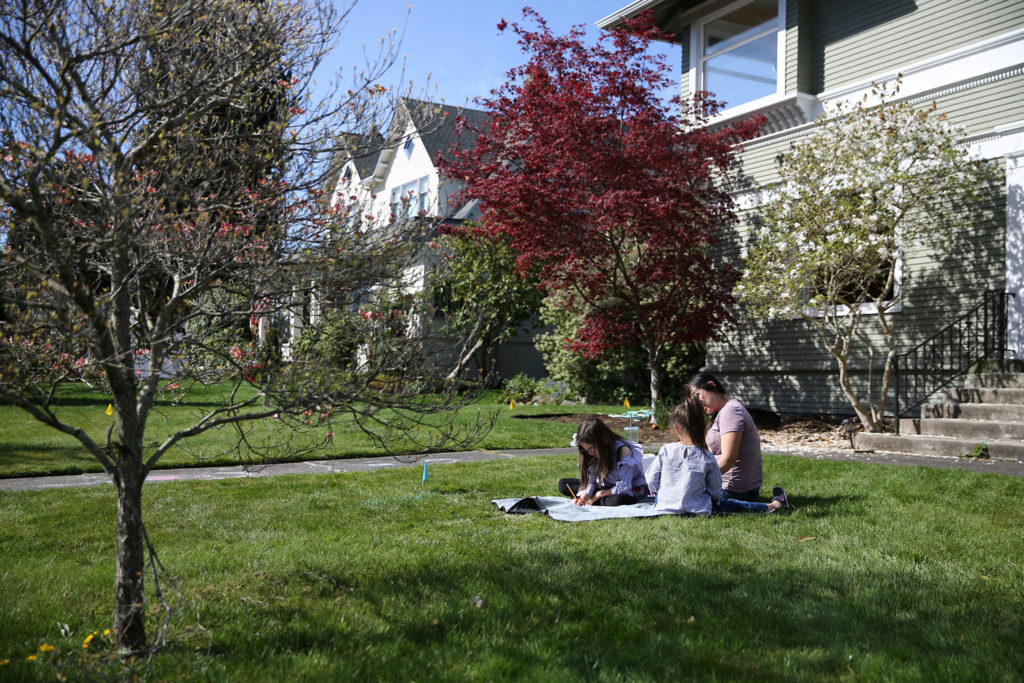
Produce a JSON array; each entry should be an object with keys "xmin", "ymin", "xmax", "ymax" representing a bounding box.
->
[
  {"xmin": 899, "ymin": 418, "xmax": 1024, "ymax": 441},
  {"xmin": 940, "ymin": 387, "xmax": 1024, "ymax": 405},
  {"xmin": 923, "ymin": 402, "xmax": 1024, "ymax": 421},
  {"xmin": 964, "ymin": 373, "xmax": 1024, "ymax": 389},
  {"xmin": 854, "ymin": 433, "xmax": 1024, "ymax": 460}
]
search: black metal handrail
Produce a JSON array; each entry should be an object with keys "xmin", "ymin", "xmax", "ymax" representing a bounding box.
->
[{"xmin": 893, "ymin": 290, "xmax": 1015, "ymax": 433}]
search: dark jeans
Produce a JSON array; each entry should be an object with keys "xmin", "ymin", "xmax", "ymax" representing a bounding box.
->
[
  {"xmin": 721, "ymin": 487, "xmax": 761, "ymax": 503},
  {"xmin": 557, "ymin": 478, "xmax": 639, "ymax": 506},
  {"xmin": 713, "ymin": 497, "xmax": 770, "ymax": 514}
]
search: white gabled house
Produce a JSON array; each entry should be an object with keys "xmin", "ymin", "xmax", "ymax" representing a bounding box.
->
[{"xmin": 287, "ymin": 98, "xmax": 546, "ymax": 380}]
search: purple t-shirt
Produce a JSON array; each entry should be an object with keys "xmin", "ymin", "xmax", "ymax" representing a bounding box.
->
[{"xmin": 706, "ymin": 398, "xmax": 763, "ymax": 493}]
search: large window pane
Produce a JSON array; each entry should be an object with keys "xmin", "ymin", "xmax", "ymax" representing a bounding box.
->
[{"xmin": 703, "ymin": 30, "xmax": 777, "ymax": 108}]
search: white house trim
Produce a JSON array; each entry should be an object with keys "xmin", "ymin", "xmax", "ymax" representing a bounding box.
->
[
  {"xmin": 724, "ymin": 26, "xmax": 1024, "ymax": 147},
  {"xmin": 596, "ymin": 0, "xmax": 666, "ymax": 29},
  {"xmin": 821, "ymin": 26, "xmax": 1024, "ymax": 111}
]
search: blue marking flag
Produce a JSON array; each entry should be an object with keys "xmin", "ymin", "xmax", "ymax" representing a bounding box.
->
[{"xmin": 422, "ymin": 461, "xmax": 428, "ymax": 485}]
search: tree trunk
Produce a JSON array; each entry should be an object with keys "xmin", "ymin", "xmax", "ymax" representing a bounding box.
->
[
  {"xmin": 648, "ymin": 354, "xmax": 664, "ymax": 414},
  {"xmin": 836, "ymin": 354, "xmax": 879, "ymax": 432},
  {"xmin": 114, "ymin": 460, "xmax": 147, "ymax": 653},
  {"xmin": 446, "ymin": 334, "xmax": 487, "ymax": 381}
]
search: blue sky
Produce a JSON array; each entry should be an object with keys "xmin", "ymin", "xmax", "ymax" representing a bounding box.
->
[{"xmin": 313, "ymin": 0, "xmax": 681, "ymax": 108}]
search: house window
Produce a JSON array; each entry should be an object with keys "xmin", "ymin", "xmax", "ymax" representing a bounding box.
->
[
  {"xmin": 806, "ymin": 188, "xmax": 903, "ymax": 315},
  {"xmin": 389, "ymin": 176, "xmax": 431, "ymax": 220},
  {"xmin": 697, "ymin": 0, "xmax": 780, "ymax": 110},
  {"xmin": 403, "ymin": 138, "xmax": 416, "ymax": 158}
]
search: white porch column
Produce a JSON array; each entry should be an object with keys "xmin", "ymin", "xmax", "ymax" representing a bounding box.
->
[
  {"xmin": 977, "ymin": 120, "xmax": 1024, "ymax": 361},
  {"xmin": 1006, "ymin": 150, "xmax": 1023, "ymax": 359}
]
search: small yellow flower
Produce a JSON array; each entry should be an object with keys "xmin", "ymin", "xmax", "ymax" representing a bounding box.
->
[
  {"xmin": 0, "ymin": 658, "xmax": 10, "ymax": 666},
  {"xmin": 26, "ymin": 654, "xmax": 37, "ymax": 662},
  {"xmin": 102, "ymin": 629, "xmax": 111, "ymax": 637},
  {"xmin": 82, "ymin": 632, "xmax": 95, "ymax": 649},
  {"xmin": 38, "ymin": 643, "xmax": 54, "ymax": 653}
]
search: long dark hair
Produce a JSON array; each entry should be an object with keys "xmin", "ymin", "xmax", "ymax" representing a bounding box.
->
[
  {"xmin": 672, "ymin": 396, "xmax": 708, "ymax": 452},
  {"xmin": 688, "ymin": 372, "xmax": 727, "ymax": 397},
  {"xmin": 575, "ymin": 417, "xmax": 626, "ymax": 486}
]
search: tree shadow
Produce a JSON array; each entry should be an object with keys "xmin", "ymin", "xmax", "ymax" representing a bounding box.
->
[{"xmin": 201, "ymin": 532, "xmax": 1020, "ymax": 679}]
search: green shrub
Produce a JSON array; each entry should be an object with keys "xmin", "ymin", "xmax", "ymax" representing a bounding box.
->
[{"xmin": 500, "ymin": 373, "xmax": 540, "ymax": 404}]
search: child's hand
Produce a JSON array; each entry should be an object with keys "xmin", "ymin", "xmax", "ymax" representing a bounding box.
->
[{"xmin": 574, "ymin": 496, "xmax": 588, "ymax": 506}]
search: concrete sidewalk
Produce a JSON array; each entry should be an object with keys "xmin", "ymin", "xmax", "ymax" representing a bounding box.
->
[
  {"xmin": 2, "ymin": 445, "xmax": 1022, "ymax": 493},
  {"xmin": 0, "ymin": 447, "xmax": 578, "ymax": 492}
]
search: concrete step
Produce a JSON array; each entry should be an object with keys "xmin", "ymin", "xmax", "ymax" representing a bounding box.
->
[
  {"xmin": 899, "ymin": 418, "xmax": 1024, "ymax": 441},
  {"xmin": 923, "ymin": 402, "xmax": 1024, "ymax": 422},
  {"xmin": 939, "ymin": 387, "xmax": 1024, "ymax": 405},
  {"xmin": 964, "ymin": 373, "xmax": 1024, "ymax": 389},
  {"xmin": 854, "ymin": 432, "xmax": 1024, "ymax": 461}
]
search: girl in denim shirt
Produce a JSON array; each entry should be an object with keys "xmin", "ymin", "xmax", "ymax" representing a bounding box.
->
[{"xmin": 648, "ymin": 397, "xmax": 790, "ymax": 515}]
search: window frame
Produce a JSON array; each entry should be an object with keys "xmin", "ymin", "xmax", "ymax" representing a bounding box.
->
[
  {"xmin": 691, "ymin": 0, "xmax": 786, "ymax": 114},
  {"xmin": 802, "ymin": 254, "xmax": 904, "ymax": 319},
  {"xmin": 389, "ymin": 176, "xmax": 431, "ymax": 220}
]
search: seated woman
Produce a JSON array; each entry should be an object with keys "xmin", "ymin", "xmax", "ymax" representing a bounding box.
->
[
  {"xmin": 647, "ymin": 397, "xmax": 789, "ymax": 515},
  {"xmin": 688, "ymin": 372, "xmax": 764, "ymax": 502},
  {"xmin": 558, "ymin": 417, "xmax": 648, "ymax": 506}
]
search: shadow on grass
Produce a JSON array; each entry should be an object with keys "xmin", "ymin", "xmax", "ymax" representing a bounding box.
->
[
  {"xmin": 189, "ymin": 527, "xmax": 1020, "ymax": 680},
  {"xmin": 0, "ymin": 445, "xmax": 98, "ymax": 476}
]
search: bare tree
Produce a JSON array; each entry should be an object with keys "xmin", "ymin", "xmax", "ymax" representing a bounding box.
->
[{"xmin": 0, "ymin": 0, "xmax": 486, "ymax": 654}]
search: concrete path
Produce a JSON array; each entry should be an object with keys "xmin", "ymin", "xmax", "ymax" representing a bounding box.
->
[
  {"xmin": 0, "ymin": 448, "xmax": 577, "ymax": 492},
  {"xmin": 2, "ymin": 445, "xmax": 1022, "ymax": 493}
]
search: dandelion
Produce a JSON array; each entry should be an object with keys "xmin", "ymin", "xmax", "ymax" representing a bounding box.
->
[
  {"xmin": 0, "ymin": 659, "xmax": 9, "ymax": 666},
  {"xmin": 82, "ymin": 632, "xmax": 95, "ymax": 649},
  {"xmin": 38, "ymin": 644, "xmax": 54, "ymax": 653},
  {"xmin": 26, "ymin": 654, "xmax": 37, "ymax": 662}
]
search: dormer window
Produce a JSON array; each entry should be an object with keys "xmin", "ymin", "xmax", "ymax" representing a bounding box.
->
[
  {"xmin": 697, "ymin": 0, "xmax": 781, "ymax": 111},
  {"xmin": 403, "ymin": 138, "xmax": 416, "ymax": 158}
]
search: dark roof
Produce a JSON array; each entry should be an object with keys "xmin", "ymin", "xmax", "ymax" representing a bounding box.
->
[
  {"xmin": 338, "ymin": 130, "xmax": 385, "ymax": 178},
  {"xmin": 401, "ymin": 98, "xmax": 489, "ymax": 164}
]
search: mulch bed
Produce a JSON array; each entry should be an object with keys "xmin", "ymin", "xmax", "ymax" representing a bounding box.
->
[{"xmin": 518, "ymin": 412, "xmax": 853, "ymax": 451}]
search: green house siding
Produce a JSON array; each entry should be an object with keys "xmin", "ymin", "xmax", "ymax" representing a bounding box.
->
[
  {"xmin": 783, "ymin": 0, "xmax": 799, "ymax": 94},
  {"xmin": 789, "ymin": 0, "xmax": 816, "ymax": 95},
  {"xmin": 814, "ymin": 0, "xmax": 1024, "ymax": 93},
  {"xmin": 932, "ymin": 73, "xmax": 1024, "ymax": 138},
  {"xmin": 706, "ymin": 178, "xmax": 1007, "ymax": 417},
  {"xmin": 734, "ymin": 73, "xmax": 1024, "ymax": 192}
]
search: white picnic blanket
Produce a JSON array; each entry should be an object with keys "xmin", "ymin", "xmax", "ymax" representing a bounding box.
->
[{"xmin": 491, "ymin": 496, "xmax": 681, "ymax": 522}]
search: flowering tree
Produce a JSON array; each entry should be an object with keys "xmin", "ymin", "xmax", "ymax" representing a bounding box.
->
[
  {"xmin": 736, "ymin": 82, "xmax": 999, "ymax": 432},
  {"xmin": 440, "ymin": 9, "xmax": 761, "ymax": 410},
  {"xmin": 0, "ymin": 0, "xmax": 484, "ymax": 654}
]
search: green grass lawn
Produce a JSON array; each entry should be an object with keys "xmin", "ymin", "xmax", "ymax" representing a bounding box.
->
[
  {"xmin": 1, "ymin": 454, "xmax": 1022, "ymax": 680},
  {"xmin": 0, "ymin": 384, "xmax": 616, "ymax": 478}
]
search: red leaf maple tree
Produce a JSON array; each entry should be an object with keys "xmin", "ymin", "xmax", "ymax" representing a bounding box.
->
[{"xmin": 441, "ymin": 9, "xmax": 762, "ymax": 409}]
